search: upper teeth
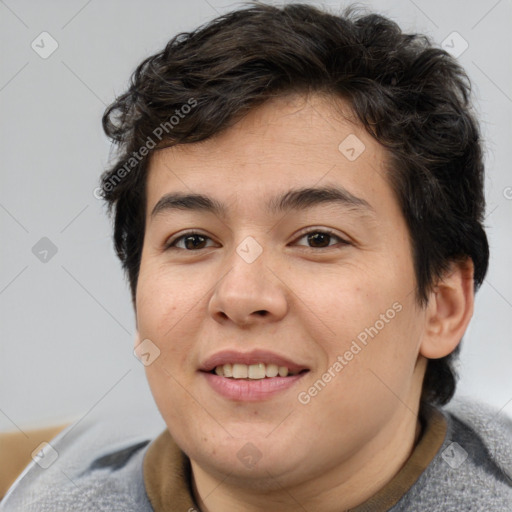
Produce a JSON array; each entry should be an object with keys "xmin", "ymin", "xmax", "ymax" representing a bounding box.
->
[{"xmin": 214, "ymin": 363, "xmax": 296, "ymax": 379}]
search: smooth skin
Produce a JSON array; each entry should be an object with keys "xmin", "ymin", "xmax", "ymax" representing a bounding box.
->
[{"xmin": 134, "ymin": 93, "xmax": 474, "ymax": 511}]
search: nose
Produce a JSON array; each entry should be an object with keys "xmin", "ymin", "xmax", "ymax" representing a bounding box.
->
[{"xmin": 207, "ymin": 244, "xmax": 288, "ymax": 327}]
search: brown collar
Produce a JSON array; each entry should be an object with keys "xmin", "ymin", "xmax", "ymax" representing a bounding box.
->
[
  {"xmin": 144, "ymin": 406, "xmax": 447, "ymax": 512},
  {"xmin": 143, "ymin": 429, "xmax": 196, "ymax": 511}
]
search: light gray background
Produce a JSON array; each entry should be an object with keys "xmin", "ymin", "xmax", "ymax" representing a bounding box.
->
[{"xmin": 1, "ymin": 0, "xmax": 511, "ymax": 432}]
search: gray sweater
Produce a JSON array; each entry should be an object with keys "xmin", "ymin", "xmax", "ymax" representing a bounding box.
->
[{"xmin": 1, "ymin": 398, "xmax": 511, "ymax": 511}]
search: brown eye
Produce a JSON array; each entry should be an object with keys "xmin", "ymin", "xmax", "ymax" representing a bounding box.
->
[
  {"xmin": 183, "ymin": 234, "xmax": 207, "ymax": 249},
  {"xmin": 307, "ymin": 232, "xmax": 332, "ymax": 248},
  {"xmin": 166, "ymin": 232, "xmax": 215, "ymax": 250},
  {"xmin": 295, "ymin": 230, "xmax": 347, "ymax": 249}
]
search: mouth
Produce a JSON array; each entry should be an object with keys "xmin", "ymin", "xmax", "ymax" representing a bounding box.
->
[
  {"xmin": 200, "ymin": 349, "xmax": 309, "ymax": 376},
  {"xmin": 199, "ymin": 350, "xmax": 310, "ymax": 401}
]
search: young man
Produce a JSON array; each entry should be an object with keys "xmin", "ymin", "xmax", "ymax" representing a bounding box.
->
[{"xmin": 2, "ymin": 2, "xmax": 511, "ymax": 511}]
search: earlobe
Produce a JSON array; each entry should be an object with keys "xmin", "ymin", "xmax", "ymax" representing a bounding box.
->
[{"xmin": 420, "ymin": 258, "xmax": 475, "ymax": 359}]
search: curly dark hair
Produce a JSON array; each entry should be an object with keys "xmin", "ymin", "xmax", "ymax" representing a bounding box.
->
[{"xmin": 100, "ymin": 2, "xmax": 489, "ymax": 406}]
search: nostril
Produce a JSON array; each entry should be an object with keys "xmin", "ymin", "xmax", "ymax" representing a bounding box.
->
[{"xmin": 254, "ymin": 310, "xmax": 268, "ymax": 316}]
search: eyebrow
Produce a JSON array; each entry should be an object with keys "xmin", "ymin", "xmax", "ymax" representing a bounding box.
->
[{"xmin": 150, "ymin": 185, "xmax": 375, "ymax": 220}]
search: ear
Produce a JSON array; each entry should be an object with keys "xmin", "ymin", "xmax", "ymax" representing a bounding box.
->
[{"xmin": 420, "ymin": 258, "xmax": 475, "ymax": 359}]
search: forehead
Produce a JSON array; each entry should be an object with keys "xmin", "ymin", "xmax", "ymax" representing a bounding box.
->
[{"xmin": 145, "ymin": 93, "xmax": 395, "ymax": 217}]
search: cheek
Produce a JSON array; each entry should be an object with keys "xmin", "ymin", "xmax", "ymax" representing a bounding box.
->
[
  {"xmin": 342, "ymin": 297, "xmax": 425, "ymax": 404},
  {"xmin": 137, "ymin": 258, "xmax": 202, "ymax": 327},
  {"xmin": 137, "ymin": 268, "xmax": 205, "ymax": 424},
  {"xmin": 305, "ymin": 268, "xmax": 389, "ymax": 336},
  {"xmin": 136, "ymin": 264, "xmax": 201, "ymax": 365},
  {"xmin": 313, "ymin": 265, "xmax": 420, "ymax": 369}
]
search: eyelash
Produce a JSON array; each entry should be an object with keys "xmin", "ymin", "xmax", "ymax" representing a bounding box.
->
[{"xmin": 165, "ymin": 228, "xmax": 349, "ymax": 251}]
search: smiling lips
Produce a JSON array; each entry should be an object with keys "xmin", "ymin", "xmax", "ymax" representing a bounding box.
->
[
  {"xmin": 200, "ymin": 349, "xmax": 308, "ymax": 375},
  {"xmin": 200, "ymin": 350, "xmax": 309, "ymax": 401}
]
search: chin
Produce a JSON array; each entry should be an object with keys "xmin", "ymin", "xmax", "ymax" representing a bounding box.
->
[
  {"xmin": 194, "ymin": 449, "xmax": 306, "ymax": 490},
  {"xmin": 186, "ymin": 432, "xmax": 305, "ymax": 480}
]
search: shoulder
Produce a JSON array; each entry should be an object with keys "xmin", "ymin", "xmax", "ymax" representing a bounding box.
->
[
  {"xmin": 445, "ymin": 397, "xmax": 512, "ymax": 478},
  {"xmin": 0, "ymin": 409, "xmax": 166, "ymax": 512},
  {"xmin": 395, "ymin": 397, "xmax": 512, "ymax": 511}
]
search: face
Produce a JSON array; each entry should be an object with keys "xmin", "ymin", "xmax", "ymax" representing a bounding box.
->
[{"xmin": 136, "ymin": 93, "xmax": 428, "ymax": 490}]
